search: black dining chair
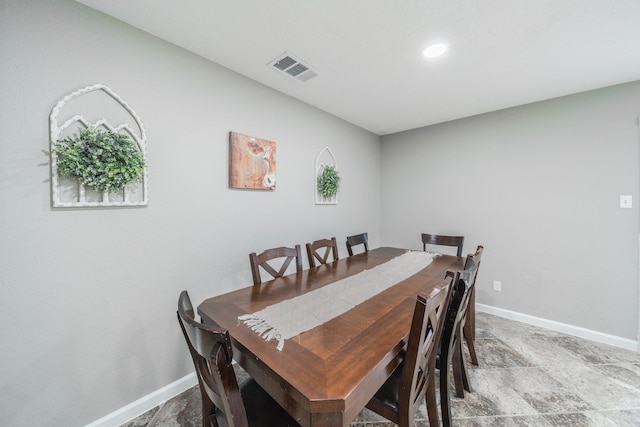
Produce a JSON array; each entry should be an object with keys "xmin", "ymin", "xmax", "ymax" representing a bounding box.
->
[
  {"xmin": 421, "ymin": 233, "xmax": 464, "ymax": 256},
  {"xmin": 462, "ymin": 245, "xmax": 483, "ymax": 366},
  {"xmin": 177, "ymin": 290, "xmax": 301, "ymax": 427},
  {"xmin": 346, "ymin": 232, "xmax": 369, "ymax": 256},
  {"xmin": 438, "ymin": 268, "xmax": 475, "ymax": 427}
]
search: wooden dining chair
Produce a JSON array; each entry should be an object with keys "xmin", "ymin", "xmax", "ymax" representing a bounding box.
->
[
  {"xmin": 249, "ymin": 245, "xmax": 303, "ymax": 286},
  {"xmin": 346, "ymin": 232, "xmax": 369, "ymax": 256},
  {"xmin": 462, "ymin": 245, "xmax": 483, "ymax": 366},
  {"xmin": 421, "ymin": 233, "xmax": 464, "ymax": 256},
  {"xmin": 177, "ymin": 291, "xmax": 301, "ymax": 427},
  {"xmin": 305, "ymin": 237, "xmax": 339, "ymax": 268},
  {"xmin": 365, "ymin": 277, "xmax": 453, "ymax": 427},
  {"xmin": 437, "ymin": 268, "xmax": 474, "ymax": 427}
]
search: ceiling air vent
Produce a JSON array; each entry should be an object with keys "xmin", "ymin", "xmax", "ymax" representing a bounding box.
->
[{"xmin": 269, "ymin": 52, "xmax": 319, "ymax": 82}]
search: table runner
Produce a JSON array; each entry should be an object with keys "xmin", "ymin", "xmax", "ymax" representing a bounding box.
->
[{"xmin": 239, "ymin": 250, "xmax": 438, "ymax": 350}]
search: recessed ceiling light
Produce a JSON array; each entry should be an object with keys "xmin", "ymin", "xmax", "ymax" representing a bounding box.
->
[{"xmin": 422, "ymin": 43, "xmax": 448, "ymax": 59}]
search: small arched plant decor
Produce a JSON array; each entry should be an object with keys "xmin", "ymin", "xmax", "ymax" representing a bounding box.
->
[
  {"xmin": 53, "ymin": 125, "xmax": 146, "ymax": 194},
  {"xmin": 317, "ymin": 165, "xmax": 340, "ymax": 198},
  {"xmin": 315, "ymin": 146, "xmax": 339, "ymax": 205}
]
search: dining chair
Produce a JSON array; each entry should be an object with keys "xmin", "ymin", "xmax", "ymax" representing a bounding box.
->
[
  {"xmin": 421, "ymin": 233, "xmax": 465, "ymax": 256},
  {"xmin": 346, "ymin": 232, "xmax": 369, "ymax": 256},
  {"xmin": 249, "ymin": 245, "xmax": 303, "ymax": 286},
  {"xmin": 438, "ymin": 268, "xmax": 474, "ymax": 427},
  {"xmin": 305, "ymin": 237, "xmax": 339, "ymax": 268},
  {"xmin": 365, "ymin": 276, "xmax": 453, "ymax": 427},
  {"xmin": 462, "ymin": 245, "xmax": 483, "ymax": 366},
  {"xmin": 177, "ymin": 291, "xmax": 301, "ymax": 427}
]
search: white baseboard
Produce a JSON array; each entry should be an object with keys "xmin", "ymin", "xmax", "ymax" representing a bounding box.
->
[
  {"xmin": 84, "ymin": 373, "xmax": 198, "ymax": 427},
  {"xmin": 477, "ymin": 303, "xmax": 639, "ymax": 352}
]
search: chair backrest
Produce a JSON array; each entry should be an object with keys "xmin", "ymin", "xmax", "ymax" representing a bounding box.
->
[
  {"xmin": 464, "ymin": 245, "xmax": 483, "ymax": 287},
  {"xmin": 461, "ymin": 244, "xmax": 483, "ymax": 347},
  {"xmin": 397, "ymin": 277, "xmax": 453, "ymax": 425},
  {"xmin": 436, "ymin": 269, "xmax": 473, "ymax": 426},
  {"xmin": 441, "ymin": 268, "xmax": 473, "ymax": 353},
  {"xmin": 177, "ymin": 291, "xmax": 248, "ymax": 427},
  {"xmin": 346, "ymin": 232, "xmax": 369, "ymax": 256},
  {"xmin": 421, "ymin": 233, "xmax": 464, "ymax": 256},
  {"xmin": 249, "ymin": 245, "xmax": 303, "ymax": 286},
  {"xmin": 306, "ymin": 237, "xmax": 339, "ymax": 268}
]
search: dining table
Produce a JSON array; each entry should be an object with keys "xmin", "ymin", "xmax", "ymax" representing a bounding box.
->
[{"xmin": 197, "ymin": 247, "xmax": 464, "ymax": 427}]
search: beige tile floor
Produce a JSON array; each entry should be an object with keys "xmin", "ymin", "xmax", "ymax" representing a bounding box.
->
[{"xmin": 122, "ymin": 312, "xmax": 640, "ymax": 426}]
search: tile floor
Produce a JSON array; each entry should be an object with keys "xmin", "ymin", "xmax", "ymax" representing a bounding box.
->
[{"xmin": 122, "ymin": 312, "xmax": 640, "ymax": 426}]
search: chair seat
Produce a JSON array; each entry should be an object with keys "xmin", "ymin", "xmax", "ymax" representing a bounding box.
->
[
  {"xmin": 241, "ymin": 378, "xmax": 300, "ymax": 427},
  {"xmin": 367, "ymin": 364, "xmax": 403, "ymax": 421}
]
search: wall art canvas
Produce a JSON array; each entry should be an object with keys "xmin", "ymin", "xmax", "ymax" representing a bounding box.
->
[{"xmin": 229, "ymin": 131, "xmax": 276, "ymax": 190}]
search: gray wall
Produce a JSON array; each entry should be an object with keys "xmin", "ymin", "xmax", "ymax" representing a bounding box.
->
[
  {"xmin": 0, "ymin": 1, "xmax": 380, "ymax": 426},
  {"xmin": 381, "ymin": 82, "xmax": 640, "ymax": 340}
]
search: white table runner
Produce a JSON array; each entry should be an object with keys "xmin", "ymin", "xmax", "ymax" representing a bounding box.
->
[{"xmin": 239, "ymin": 250, "xmax": 438, "ymax": 350}]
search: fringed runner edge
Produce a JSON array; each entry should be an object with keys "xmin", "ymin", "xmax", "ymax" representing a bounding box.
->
[{"xmin": 238, "ymin": 313, "xmax": 285, "ymax": 351}]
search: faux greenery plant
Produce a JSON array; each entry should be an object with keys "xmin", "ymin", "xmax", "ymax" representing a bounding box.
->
[
  {"xmin": 317, "ymin": 165, "xmax": 340, "ymax": 198},
  {"xmin": 53, "ymin": 126, "xmax": 146, "ymax": 193}
]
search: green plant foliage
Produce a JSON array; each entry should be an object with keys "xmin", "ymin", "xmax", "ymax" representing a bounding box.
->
[
  {"xmin": 53, "ymin": 126, "xmax": 146, "ymax": 193},
  {"xmin": 317, "ymin": 165, "xmax": 340, "ymax": 198}
]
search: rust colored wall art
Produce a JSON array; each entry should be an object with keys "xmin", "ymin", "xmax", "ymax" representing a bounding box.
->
[{"xmin": 229, "ymin": 132, "xmax": 276, "ymax": 190}]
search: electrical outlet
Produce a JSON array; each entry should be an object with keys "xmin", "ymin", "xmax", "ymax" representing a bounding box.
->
[
  {"xmin": 620, "ymin": 195, "xmax": 632, "ymax": 208},
  {"xmin": 493, "ymin": 280, "xmax": 502, "ymax": 292}
]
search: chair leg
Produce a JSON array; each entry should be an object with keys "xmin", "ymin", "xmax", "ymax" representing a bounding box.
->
[
  {"xmin": 425, "ymin": 373, "xmax": 439, "ymax": 427},
  {"xmin": 439, "ymin": 351, "xmax": 453, "ymax": 427},
  {"xmin": 451, "ymin": 339, "xmax": 466, "ymax": 398},
  {"xmin": 453, "ymin": 338, "xmax": 472, "ymax": 396},
  {"xmin": 463, "ymin": 320, "xmax": 478, "ymax": 366},
  {"xmin": 459, "ymin": 342, "xmax": 471, "ymax": 393},
  {"xmin": 198, "ymin": 383, "xmax": 216, "ymax": 427},
  {"xmin": 469, "ymin": 287, "xmax": 476, "ymax": 340}
]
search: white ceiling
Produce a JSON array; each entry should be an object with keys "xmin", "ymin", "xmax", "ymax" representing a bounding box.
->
[{"xmin": 77, "ymin": 0, "xmax": 640, "ymax": 136}]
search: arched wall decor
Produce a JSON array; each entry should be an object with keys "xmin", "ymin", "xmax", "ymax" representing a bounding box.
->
[
  {"xmin": 315, "ymin": 146, "xmax": 338, "ymax": 205},
  {"xmin": 49, "ymin": 83, "xmax": 148, "ymax": 207}
]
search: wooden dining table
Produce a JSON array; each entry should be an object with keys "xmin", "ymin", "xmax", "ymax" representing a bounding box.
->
[{"xmin": 197, "ymin": 247, "xmax": 464, "ymax": 427}]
